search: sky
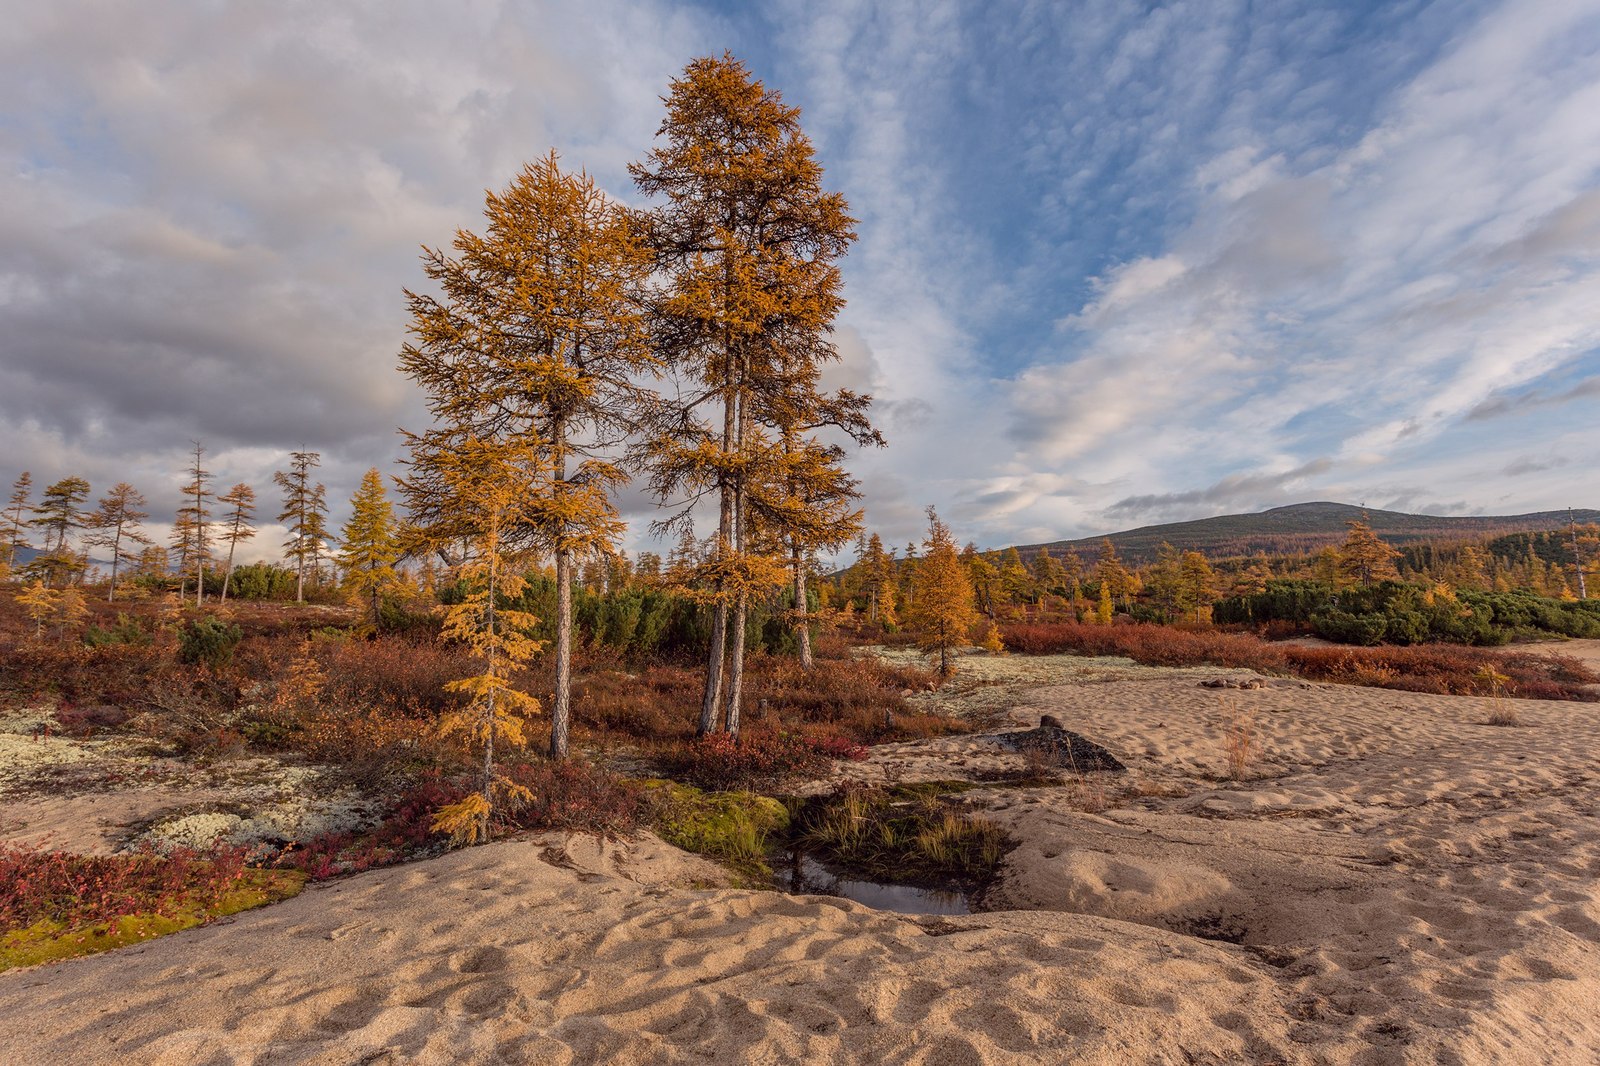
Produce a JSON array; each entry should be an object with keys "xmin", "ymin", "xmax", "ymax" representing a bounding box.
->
[{"xmin": 3, "ymin": 0, "xmax": 1599, "ymax": 563}]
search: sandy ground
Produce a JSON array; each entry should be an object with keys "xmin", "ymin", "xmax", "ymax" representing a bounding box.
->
[{"xmin": 3, "ymin": 650, "xmax": 1599, "ymax": 1063}]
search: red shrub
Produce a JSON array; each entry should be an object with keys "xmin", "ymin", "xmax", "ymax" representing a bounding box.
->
[
  {"xmin": 657, "ymin": 730, "xmax": 864, "ymax": 792},
  {"xmin": 999, "ymin": 621, "xmax": 1598, "ymax": 701},
  {"xmin": 0, "ymin": 844, "xmax": 250, "ymax": 934}
]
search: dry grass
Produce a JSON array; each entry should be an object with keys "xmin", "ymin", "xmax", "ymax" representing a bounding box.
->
[{"xmin": 1221, "ymin": 699, "xmax": 1257, "ymax": 780}]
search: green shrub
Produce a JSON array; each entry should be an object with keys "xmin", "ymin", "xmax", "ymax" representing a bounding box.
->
[
  {"xmin": 177, "ymin": 617, "xmax": 243, "ymax": 670},
  {"xmin": 83, "ymin": 612, "xmax": 154, "ymax": 648}
]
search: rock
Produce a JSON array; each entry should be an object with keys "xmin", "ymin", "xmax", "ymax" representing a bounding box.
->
[
  {"xmin": 1199, "ymin": 678, "xmax": 1265, "ymax": 690},
  {"xmin": 997, "ymin": 726, "xmax": 1126, "ymax": 773}
]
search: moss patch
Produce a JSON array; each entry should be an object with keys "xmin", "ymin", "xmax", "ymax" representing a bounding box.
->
[
  {"xmin": 642, "ymin": 780, "xmax": 789, "ymax": 884},
  {"xmin": 0, "ymin": 869, "xmax": 306, "ymax": 971}
]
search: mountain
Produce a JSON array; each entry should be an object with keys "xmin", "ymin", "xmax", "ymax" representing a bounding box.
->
[{"xmin": 1013, "ymin": 502, "xmax": 1600, "ymax": 565}]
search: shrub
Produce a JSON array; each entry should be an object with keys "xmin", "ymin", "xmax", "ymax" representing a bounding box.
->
[
  {"xmin": 998, "ymin": 620, "xmax": 1599, "ymax": 701},
  {"xmin": 1, "ymin": 843, "xmax": 260, "ymax": 935},
  {"xmin": 656, "ymin": 730, "xmax": 866, "ymax": 792},
  {"xmin": 177, "ymin": 617, "xmax": 243, "ymax": 670}
]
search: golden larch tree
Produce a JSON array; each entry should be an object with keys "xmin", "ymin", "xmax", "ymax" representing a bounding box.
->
[
  {"xmin": 338, "ymin": 469, "xmax": 400, "ymax": 627},
  {"xmin": 633, "ymin": 53, "xmax": 860, "ymax": 736},
  {"xmin": 86, "ymin": 482, "xmax": 151, "ymax": 601},
  {"xmin": 406, "ymin": 437, "xmax": 548, "ymax": 845},
  {"xmin": 1338, "ymin": 513, "xmax": 1400, "ymax": 586},
  {"xmin": 216, "ymin": 483, "xmax": 258, "ymax": 603},
  {"xmin": 400, "ymin": 151, "xmax": 655, "ymax": 758},
  {"xmin": 909, "ymin": 507, "xmax": 978, "ymax": 677}
]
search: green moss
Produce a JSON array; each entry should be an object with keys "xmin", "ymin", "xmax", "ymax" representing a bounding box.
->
[
  {"xmin": 0, "ymin": 869, "xmax": 306, "ymax": 972},
  {"xmin": 642, "ymin": 780, "xmax": 789, "ymax": 883}
]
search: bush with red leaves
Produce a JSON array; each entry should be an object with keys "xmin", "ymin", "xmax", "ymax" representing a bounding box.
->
[
  {"xmin": 657, "ymin": 730, "xmax": 867, "ymax": 792},
  {"xmin": 0, "ymin": 844, "xmax": 250, "ymax": 934},
  {"xmin": 1000, "ymin": 621, "xmax": 1598, "ymax": 701}
]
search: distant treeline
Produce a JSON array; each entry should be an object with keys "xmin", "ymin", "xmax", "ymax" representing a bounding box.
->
[{"xmin": 1214, "ymin": 580, "xmax": 1600, "ymax": 645}]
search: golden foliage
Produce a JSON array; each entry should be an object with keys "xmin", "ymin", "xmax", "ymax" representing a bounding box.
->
[{"xmin": 908, "ymin": 508, "xmax": 978, "ymax": 677}]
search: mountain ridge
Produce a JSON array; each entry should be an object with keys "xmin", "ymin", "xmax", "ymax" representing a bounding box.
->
[{"xmin": 1011, "ymin": 501, "xmax": 1600, "ymax": 565}]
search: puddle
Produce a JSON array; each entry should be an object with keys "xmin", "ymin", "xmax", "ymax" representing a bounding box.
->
[{"xmin": 776, "ymin": 852, "xmax": 971, "ymax": 916}]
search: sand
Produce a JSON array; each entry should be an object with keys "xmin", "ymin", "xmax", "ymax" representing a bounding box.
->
[{"xmin": 3, "ymin": 651, "xmax": 1599, "ymax": 1063}]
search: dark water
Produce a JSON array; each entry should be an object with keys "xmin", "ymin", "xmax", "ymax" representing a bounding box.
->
[{"xmin": 778, "ymin": 852, "xmax": 971, "ymax": 916}]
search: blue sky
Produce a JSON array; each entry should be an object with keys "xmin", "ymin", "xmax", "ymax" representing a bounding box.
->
[{"xmin": 2, "ymin": 0, "xmax": 1597, "ymax": 559}]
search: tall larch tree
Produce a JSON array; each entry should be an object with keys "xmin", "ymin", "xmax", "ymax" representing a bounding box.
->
[
  {"xmin": 30, "ymin": 477, "xmax": 91, "ymax": 587},
  {"xmin": 216, "ymin": 483, "xmax": 258, "ymax": 602},
  {"xmin": 86, "ymin": 483, "xmax": 151, "ymax": 601},
  {"xmin": 1096, "ymin": 539, "xmax": 1135, "ymax": 609},
  {"xmin": 633, "ymin": 53, "xmax": 858, "ymax": 737},
  {"xmin": 856, "ymin": 532, "xmax": 897, "ymax": 627},
  {"xmin": 274, "ymin": 450, "xmax": 329, "ymax": 602},
  {"xmin": 1338, "ymin": 513, "xmax": 1400, "ymax": 586},
  {"xmin": 178, "ymin": 442, "xmax": 213, "ymax": 606},
  {"xmin": 909, "ymin": 507, "xmax": 978, "ymax": 678},
  {"xmin": 338, "ymin": 469, "xmax": 400, "ymax": 628},
  {"xmin": 4, "ymin": 472, "xmax": 33, "ymax": 571},
  {"xmin": 400, "ymin": 151, "xmax": 656, "ymax": 759}
]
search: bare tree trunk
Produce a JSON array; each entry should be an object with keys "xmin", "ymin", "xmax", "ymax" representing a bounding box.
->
[
  {"xmin": 700, "ymin": 381, "xmax": 739, "ymax": 736},
  {"xmin": 107, "ymin": 524, "xmax": 122, "ymax": 603},
  {"xmin": 792, "ymin": 544, "xmax": 813, "ymax": 670},
  {"xmin": 1571, "ymin": 510, "xmax": 1589, "ymax": 600},
  {"xmin": 551, "ymin": 546, "xmax": 573, "ymax": 758},
  {"xmin": 722, "ymin": 364, "xmax": 750, "ymax": 737},
  {"xmin": 725, "ymin": 592, "xmax": 747, "ymax": 738}
]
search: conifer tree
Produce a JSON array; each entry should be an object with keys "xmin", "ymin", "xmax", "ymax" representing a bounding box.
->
[
  {"xmin": 1059, "ymin": 549, "xmax": 1084, "ymax": 610},
  {"xmin": 759, "ymin": 386, "xmax": 878, "ymax": 670},
  {"xmin": 964, "ymin": 545, "xmax": 998, "ymax": 616},
  {"xmin": 856, "ymin": 533, "xmax": 897, "ymax": 627},
  {"xmin": 1096, "ymin": 539, "xmax": 1134, "ymax": 609},
  {"xmin": 406, "ymin": 437, "xmax": 548, "ymax": 845},
  {"xmin": 1177, "ymin": 550, "xmax": 1215, "ymax": 619},
  {"xmin": 30, "ymin": 477, "xmax": 90, "ymax": 587},
  {"xmin": 216, "ymin": 483, "xmax": 258, "ymax": 602},
  {"xmin": 909, "ymin": 507, "xmax": 978, "ymax": 677},
  {"xmin": 178, "ymin": 442, "xmax": 213, "ymax": 606},
  {"xmin": 86, "ymin": 483, "xmax": 151, "ymax": 601},
  {"xmin": 274, "ymin": 451, "xmax": 329, "ymax": 602},
  {"xmin": 997, "ymin": 546, "xmax": 1033, "ymax": 606},
  {"xmin": 338, "ymin": 469, "xmax": 400, "ymax": 627},
  {"xmin": 3, "ymin": 472, "xmax": 32, "ymax": 571},
  {"xmin": 634, "ymin": 53, "xmax": 859, "ymax": 736},
  {"xmin": 400, "ymin": 151, "xmax": 655, "ymax": 759},
  {"xmin": 1338, "ymin": 513, "xmax": 1400, "ymax": 586},
  {"xmin": 17, "ymin": 580, "xmax": 57, "ymax": 639},
  {"xmin": 1031, "ymin": 547, "xmax": 1066, "ymax": 601}
]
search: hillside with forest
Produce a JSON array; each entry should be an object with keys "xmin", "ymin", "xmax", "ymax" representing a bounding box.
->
[{"xmin": 1016, "ymin": 502, "xmax": 1600, "ymax": 565}]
